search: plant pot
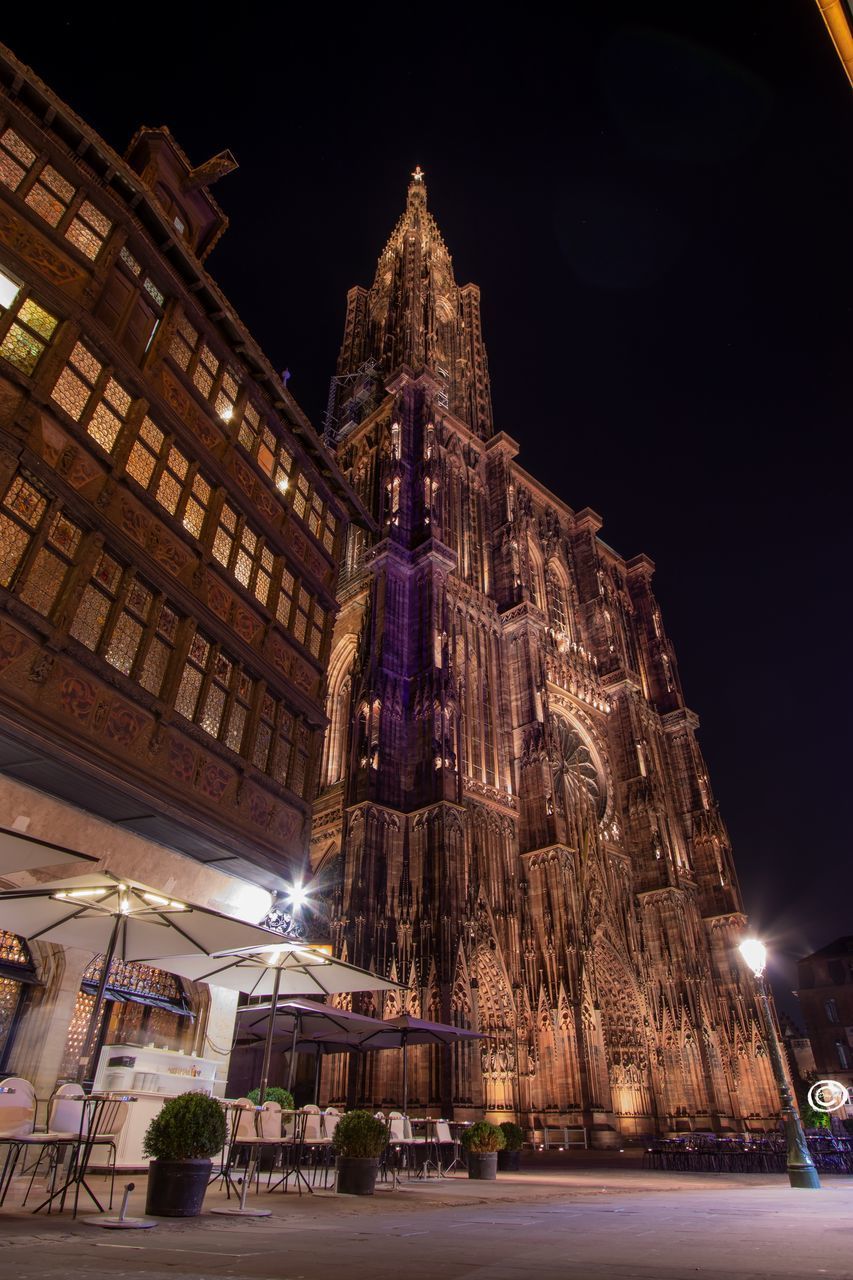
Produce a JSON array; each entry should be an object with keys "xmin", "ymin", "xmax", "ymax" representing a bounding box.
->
[
  {"xmin": 466, "ymin": 1152, "xmax": 498, "ymax": 1180},
  {"xmin": 145, "ymin": 1158, "xmax": 212, "ymax": 1217},
  {"xmin": 497, "ymin": 1148, "xmax": 521, "ymax": 1172},
  {"xmin": 336, "ymin": 1155, "xmax": 380, "ymax": 1195}
]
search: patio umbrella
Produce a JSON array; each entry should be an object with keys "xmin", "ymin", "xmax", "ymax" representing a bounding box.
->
[
  {"xmin": 0, "ymin": 826, "xmax": 96, "ymax": 876},
  {"xmin": 235, "ymin": 996, "xmax": 387, "ymax": 1093},
  {"xmin": 319, "ymin": 1014, "xmax": 486, "ymax": 1115},
  {"xmin": 0, "ymin": 872, "xmax": 283, "ymax": 1083},
  {"xmin": 162, "ymin": 946, "xmax": 398, "ymax": 1101}
]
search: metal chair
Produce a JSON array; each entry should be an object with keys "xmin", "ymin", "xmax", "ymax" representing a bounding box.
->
[
  {"xmin": 269, "ymin": 1108, "xmax": 310, "ymax": 1195},
  {"xmin": 0, "ymin": 1077, "xmax": 36, "ymax": 1204}
]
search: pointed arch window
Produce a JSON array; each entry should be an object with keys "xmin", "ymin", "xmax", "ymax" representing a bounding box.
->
[
  {"xmin": 546, "ymin": 565, "xmax": 571, "ymax": 642},
  {"xmin": 528, "ymin": 539, "xmax": 546, "ymax": 610}
]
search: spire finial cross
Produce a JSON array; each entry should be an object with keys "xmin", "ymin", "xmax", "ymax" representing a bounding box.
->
[{"xmin": 411, "ymin": 165, "xmax": 425, "ymax": 183}]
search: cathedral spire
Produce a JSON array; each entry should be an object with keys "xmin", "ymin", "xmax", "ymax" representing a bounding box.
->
[
  {"xmin": 407, "ymin": 165, "xmax": 427, "ymax": 212},
  {"xmin": 333, "ymin": 167, "xmax": 494, "ymax": 439}
]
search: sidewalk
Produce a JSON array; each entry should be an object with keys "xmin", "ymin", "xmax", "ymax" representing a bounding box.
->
[{"xmin": 1, "ymin": 1161, "xmax": 851, "ymax": 1279}]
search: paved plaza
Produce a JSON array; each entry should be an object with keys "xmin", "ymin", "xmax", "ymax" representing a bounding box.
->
[{"xmin": 0, "ymin": 1158, "xmax": 851, "ymax": 1280}]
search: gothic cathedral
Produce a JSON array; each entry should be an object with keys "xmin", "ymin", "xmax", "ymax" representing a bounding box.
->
[{"xmin": 311, "ymin": 170, "xmax": 777, "ymax": 1140}]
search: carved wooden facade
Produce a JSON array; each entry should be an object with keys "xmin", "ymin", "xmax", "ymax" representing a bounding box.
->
[
  {"xmin": 0, "ymin": 45, "xmax": 367, "ymax": 890},
  {"xmin": 313, "ymin": 171, "xmax": 778, "ymax": 1137}
]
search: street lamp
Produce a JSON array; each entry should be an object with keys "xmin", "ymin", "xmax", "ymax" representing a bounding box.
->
[{"xmin": 738, "ymin": 938, "xmax": 820, "ymax": 1190}]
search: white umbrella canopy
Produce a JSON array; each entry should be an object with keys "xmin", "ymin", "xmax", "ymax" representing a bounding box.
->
[
  {"xmin": 162, "ymin": 944, "xmax": 399, "ymax": 1000},
  {"xmin": 0, "ymin": 874, "xmax": 282, "ymax": 961},
  {"xmin": 0, "ymin": 872, "xmax": 284, "ymax": 1082},
  {"xmin": 0, "ymin": 827, "xmax": 96, "ymax": 877},
  {"xmin": 162, "ymin": 946, "xmax": 398, "ymax": 1101}
]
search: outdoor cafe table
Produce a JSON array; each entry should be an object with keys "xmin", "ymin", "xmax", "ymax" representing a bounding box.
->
[{"xmin": 32, "ymin": 1092, "xmax": 136, "ymax": 1218}]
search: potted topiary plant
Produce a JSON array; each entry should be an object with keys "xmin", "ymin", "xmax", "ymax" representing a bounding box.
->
[
  {"xmin": 460, "ymin": 1120, "xmax": 505, "ymax": 1180},
  {"xmin": 332, "ymin": 1109, "xmax": 388, "ymax": 1195},
  {"xmin": 143, "ymin": 1092, "xmax": 226, "ymax": 1217},
  {"xmin": 247, "ymin": 1086, "xmax": 294, "ymax": 1109},
  {"xmin": 497, "ymin": 1121, "xmax": 524, "ymax": 1171}
]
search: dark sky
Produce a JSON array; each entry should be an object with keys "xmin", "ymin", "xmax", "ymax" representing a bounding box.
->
[{"xmin": 4, "ymin": 6, "xmax": 851, "ymax": 1015}]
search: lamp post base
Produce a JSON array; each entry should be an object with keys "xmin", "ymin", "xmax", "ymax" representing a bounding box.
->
[{"xmin": 788, "ymin": 1165, "xmax": 821, "ymax": 1190}]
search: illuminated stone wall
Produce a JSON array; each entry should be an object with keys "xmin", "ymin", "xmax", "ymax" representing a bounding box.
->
[{"xmin": 312, "ymin": 172, "xmax": 779, "ymax": 1139}]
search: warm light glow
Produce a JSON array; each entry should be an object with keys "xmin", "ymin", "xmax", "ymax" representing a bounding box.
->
[
  {"xmin": 55, "ymin": 887, "xmax": 108, "ymax": 900},
  {"xmin": 286, "ymin": 881, "xmax": 309, "ymax": 912},
  {"xmin": 219, "ymin": 406, "xmax": 233, "ymax": 422},
  {"xmin": 289, "ymin": 944, "xmax": 330, "ymax": 964},
  {"xmin": 739, "ymin": 938, "xmax": 767, "ymax": 978},
  {"xmin": 0, "ymin": 267, "xmax": 21, "ymax": 309},
  {"xmin": 276, "ymin": 476, "xmax": 289, "ymax": 493},
  {"xmin": 143, "ymin": 892, "xmax": 170, "ymax": 906}
]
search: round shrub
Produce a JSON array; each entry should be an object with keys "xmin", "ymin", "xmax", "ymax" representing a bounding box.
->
[
  {"xmin": 499, "ymin": 1121, "xmax": 524, "ymax": 1151},
  {"xmin": 143, "ymin": 1092, "xmax": 226, "ymax": 1162},
  {"xmin": 247, "ymin": 1086, "xmax": 294, "ymax": 1110},
  {"xmin": 460, "ymin": 1120, "xmax": 506, "ymax": 1153},
  {"xmin": 332, "ymin": 1109, "xmax": 388, "ymax": 1159}
]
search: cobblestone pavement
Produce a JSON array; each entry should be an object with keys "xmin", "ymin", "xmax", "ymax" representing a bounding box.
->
[{"xmin": 1, "ymin": 1164, "xmax": 850, "ymax": 1280}]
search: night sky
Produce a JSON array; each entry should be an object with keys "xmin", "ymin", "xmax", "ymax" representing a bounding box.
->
[{"xmin": 3, "ymin": 6, "xmax": 851, "ymax": 1015}]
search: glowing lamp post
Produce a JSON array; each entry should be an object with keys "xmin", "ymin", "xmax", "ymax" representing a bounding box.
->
[{"xmin": 738, "ymin": 938, "xmax": 820, "ymax": 1190}]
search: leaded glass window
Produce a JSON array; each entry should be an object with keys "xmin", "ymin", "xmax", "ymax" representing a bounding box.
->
[
  {"xmin": 214, "ymin": 368, "xmax": 239, "ymax": 422},
  {"xmin": 70, "ymin": 552, "xmax": 122, "ymax": 651},
  {"xmin": 0, "ymin": 263, "xmax": 59, "ymax": 376},
  {"xmin": 125, "ymin": 416, "xmax": 163, "ymax": 488},
  {"xmin": 236, "ymin": 407, "xmax": 296, "ymax": 498},
  {"xmin": 125, "ymin": 418, "xmax": 211, "ymax": 539},
  {"xmin": 192, "ymin": 343, "xmax": 219, "ymax": 399},
  {"xmin": 223, "ymin": 670, "xmax": 252, "ymax": 754},
  {"xmin": 212, "ymin": 502, "xmax": 236, "ymax": 568},
  {"xmin": 65, "ymin": 199, "xmax": 112, "ymax": 261},
  {"xmin": 25, "ymin": 163, "xmax": 75, "ymax": 228},
  {"xmin": 0, "ymin": 128, "xmax": 36, "ymax": 192},
  {"xmin": 253, "ymin": 693, "xmax": 275, "ymax": 771},
  {"xmin": 293, "ymin": 472, "xmax": 310, "ymax": 521},
  {"xmin": 104, "ymin": 578, "xmax": 154, "ymax": 676},
  {"xmin": 175, "ymin": 630, "xmax": 211, "ymax": 721},
  {"xmin": 17, "ymin": 511, "xmax": 82, "ymax": 617},
  {"xmin": 155, "ymin": 446, "xmax": 188, "ymax": 517},
  {"xmin": 238, "ymin": 402, "xmax": 260, "ymax": 451},
  {"xmin": 169, "ymin": 312, "xmax": 198, "ymax": 371},
  {"xmin": 174, "ymin": 631, "xmax": 246, "ymax": 748},
  {"xmin": 50, "ymin": 341, "xmax": 132, "ymax": 455},
  {"xmin": 119, "ymin": 244, "xmax": 141, "ymax": 277},
  {"xmin": 0, "ymin": 931, "xmax": 32, "ymax": 1072},
  {"xmin": 182, "ymin": 474, "xmax": 210, "ymax": 539},
  {"xmin": 0, "ymin": 472, "xmax": 50, "ymax": 588},
  {"xmin": 139, "ymin": 603, "xmax": 178, "ymax": 697}
]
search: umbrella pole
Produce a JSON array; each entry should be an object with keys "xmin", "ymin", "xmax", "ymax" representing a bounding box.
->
[
  {"xmin": 402, "ymin": 1036, "xmax": 408, "ymax": 1117},
  {"xmin": 258, "ymin": 965, "xmax": 282, "ymax": 1105},
  {"xmin": 286, "ymin": 1013, "xmax": 300, "ymax": 1094},
  {"xmin": 78, "ymin": 913, "xmax": 122, "ymax": 1089},
  {"xmin": 313, "ymin": 1049, "xmax": 323, "ymax": 1106}
]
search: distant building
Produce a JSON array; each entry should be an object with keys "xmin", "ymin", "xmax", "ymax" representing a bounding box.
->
[
  {"xmin": 0, "ymin": 42, "xmax": 367, "ymax": 1098},
  {"xmin": 797, "ymin": 938, "xmax": 853, "ymax": 1102},
  {"xmin": 779, "ymin": 1012, "xmax": 817, "ymax": 1086}
]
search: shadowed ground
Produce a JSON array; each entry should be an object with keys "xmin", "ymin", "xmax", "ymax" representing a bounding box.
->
[{"xmin": 0, "ymin": 1153, "xmax": 850, "ymax": 1279}]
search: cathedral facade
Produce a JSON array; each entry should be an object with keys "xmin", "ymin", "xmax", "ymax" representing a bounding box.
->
[{"xmin": 311, "ymin": 170, "xmax": 778, "ymax": 1140}]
